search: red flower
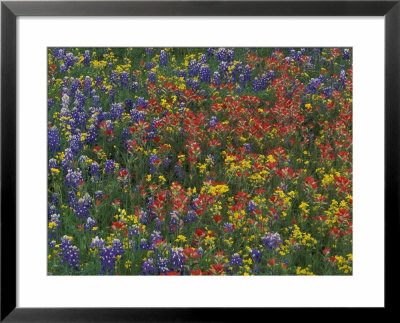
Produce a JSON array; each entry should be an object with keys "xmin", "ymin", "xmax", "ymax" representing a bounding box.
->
[
  {"xmin": 323, "ymin": 248, "xmax": 331, "ymax": 255},
  {"xmin": 214, "ymin": 214, "xmax": 223, "ymax": 223},
  {"xmin": 190, "ymin": 268, "xmax": 202, "ymax": 275}
]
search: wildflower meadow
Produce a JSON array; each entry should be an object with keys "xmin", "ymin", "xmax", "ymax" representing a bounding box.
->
[{"xmin": 48, "ymin": 48, "xmax": 352, "ymax": 275}]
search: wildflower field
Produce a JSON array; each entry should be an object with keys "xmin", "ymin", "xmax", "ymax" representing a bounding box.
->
[{"xmin": 48, "ymin": 48, "xmax": 352, "ymax": 275}]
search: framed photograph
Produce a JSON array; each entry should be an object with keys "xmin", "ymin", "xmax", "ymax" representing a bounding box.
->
[{"xmin": 1, "ymin": 0, "xmax": 397, "ymax": 321}]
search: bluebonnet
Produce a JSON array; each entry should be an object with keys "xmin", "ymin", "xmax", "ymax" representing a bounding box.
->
[
  {"xmin": 53, "ymin": 48, "xmax": 66, "ymax": 59},
  {"xmin": 150, "ymin": 231, "xmax": 163, "ymax": 244},
  {"xmin": 48, "ymin": 126, "xmax": 61, "ymax": 153},
  {"xmin": 307, "ymin": 77, "xmax": 323, "ymax": 94},
  {"xmin": 239, "ymin": 74, "xmax": 246, "ymax": 88},
  {"xmin": 120, "ymin": 71, "xmax": 129, "ymax": 88},
  {"xmin": 92, "ymin": 94, "xmax": 100, "ymax": 107},
  {"xmin": 83, "ymin": 76, "xmax": 92, "ymax": 94},
  {"xmin": 156, "ymin": 257, "xmax": 169, "ymax": 274},
  {"xmin": 145, "ymin": 48, "xmax": 154, "ymax": 56},
  {"xmin": 223, "ymin": 223, "xmax": 234, "ymax": 232},
  {"xmin": 244, "ymin": 65, "xmax": 252, "ymax": 81},
  {"xmin": 209, "ymin": 116, "xmax": 218, "ymax": 128},
  {"xmin": 48, "ymin": 98, "xmax": 55, "ymax": 110},
  {"xmin": 227, "ymin": 49, "xmax": 235, "ymax": 62},
  {"xmin": 244, "ymin": 143, "xmax": 252, "ymax": 153},
  {"xmin": 247, "ymin": 200, "xmax": 257, "ymax": 213},
  {"xmin": 343, "ymin": 48, "xmax": 350, "ymax": 60},
  {"xmin": 137, "ymin": 97, "xmax": 148, "ymax": 108},
  {"xmin": 174, "ymin": 164, "xmax": 185, "ymax": 180},
  {"xmin": 65, "ymin": 169, "xmax": 83, "ymax": 189},
  {"xmin": 68, "ymin": 133, "xmax": 82, "ymax": 156},
  {"xmin": 110, "ymin": 103, "xmax": 124, "ymax": 120},
  {"xmin": 130, "ymin": 108, "xmax": 146, "ymax": 124},
  {"xmin": 216, "ymin": 48, "xmax": 227, "ymax": 61},
  {"xmin": 183, "ymin": 210, "xmax": 197, "ymax": 223},
  {"xmin": 340, "ymin": 69, "xmax": 346, "ymax": 84},
  {"xmin": 139, "ymin": 209, "xmax": 149, "ymax": 225},
  {"xmin": 191, "ymin": 79, "xmax": 200, "ymax": 91},
  {"xmin": 59, "ymin": 64, "xmax": 67, "ymax": 73},
  {"xmin": 128, "ymin": 224, "xmax": 140, "ymax": 238},
  {"xmin": 219, "ymin": 61, "xmax": 228, "ymax": 79},
  {"xmin": 110, "ymin": 71, "xmax": 119, "ymax": 86},
  {"xmin": 199, "ymin": 54, "xmax": 207, "ymax": 64},
  {"xmin": 74, "ymin": 193, "xmax": 92, "ymax": 219},
  {"xmin": 267, "ymin": 70, "xmax": 275, "ymax": 82},
  {"xmin": 188, "ymin": 60, "xmax": 199, "ymax": 77},
  {"xmin": 213, "ymin": 72, "xmax": 221, "ymax": 87},
  {"xmin": 262, "ymin": 232, "xmax": 283, "ymax": 251},
  {"xmin": 148, "ymin": 71, "xmax": 156, "ymax": 84},
  {"xmin": 140, "ymin": 238, "xmax": 150, "ymax": 250},
  {"xmin": 323, "ymin": 86, "xmax": 334, "ymax": 98},
  {"xmin": 66, "ymin": 190, "xmax": 77, "ymax": 208},
  {"xmin": 149, "ymin": 153, "xmax": 160, "ymax": 174},
  {"xmin": 260, "ymin": 74, "xmax": 268, "ymax": 90},
  {"xmin": 48, "ymin": 202, "xmax": 58, "ymax": 216},
  {"xmin": 146, "ymin": 61, "xmax": 155, "ymax": 71},
  {"xmin": 170, "ymin": 247, "xmax": 185, "ymax": 273},
  {"xmin": 207, "ymin": 48, "xmax": 216, "ymax": 56},
  {"xmin": 230, "ymin": 253, "xmax": 243, "ymax": 266},
  {"xmin": 95, "ymin": 75, "xmax": 103, "ymax": 86},
  {"xmin": 94, "ymin": 190, "xmax": 104, "ymax": 200},
  {"xmin": 104, "ymin": 159, "xmax": 116, "ymax": 175},
  {"xmin": 49, "ymin": 213, "xmax": 61, "ymax": 231},
  {"xmin": 99, "ymin": 239, "xmax": 124, "ymax": 275},
  {"xmin": 84, "ymin": 217, "xmax": 97, "ymax": 232},
  {"xmin": 199, "ymin": 64, "xmax": 211, "ymax": 83},
  {"xmin": 86, "ymin": 124, "xmax": 98, "ymax": 145},
  {"xmin": 159, "ymin": 50, "xmax": 167, "ymax": 67},
  {"xmin": 59, "ymin": 235, "xmax": 80, "ymax": 269},
  {"xmin": 51, "ymin": 193, "xmax": 60, "ymax": 206},
  {"xmin": 252, "ymin": 77, "xmax": 261, "ymax": 92},
  {"xmin": 90, "ymin": 161, "xmax": 100, "ymax": 177},
  {"xmin": 249, "ymin": 248, "xmax": 262, "ymax": 263},
  {"xmin": 90, "ymin": 236, "xmax": 106, "ymax": 250},
  {"xmin": 142, "ymin": 258, "xmax": 156, "ymax": 275},
  {"xmin": 64, "ymin": 52, "xmax": 79, "ymax": 69}
]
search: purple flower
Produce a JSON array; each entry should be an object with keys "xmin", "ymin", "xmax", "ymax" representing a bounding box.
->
[
  {"xmin": 230, "ymin": 253, "xmax": 243, "ymax": 267},
  {"xmin": 249, "ymin": 248, "xmax": 262, "ymax": 263},
  {"xmin": 99, "ymin": 239, "xmax": 124, "ymax": 275},
  {"xmin": 159, "ymin": 50, "xmax": 167, "ymax": 67},
  {"xmin": 48, "ymin": 126, "xmax": 61, "ymax": 153},
  {"xmin": 209, "ymin": 116, "xmax": 218, "ymax": 128},
  {"xmin": 120, "ymin": 71, "xmax": 129, "ymax": 88},
  {"xmin": 84, "ymin": 217, "xmax": 97, "ymax": 232},
  {"xmin": 170, "ymin": 247, "xmax": 185, "ymax": 272},
  {"xmin": 104, "ymin": 159, "xmax": 116, "ymax": 175},
  {"xmin": 262, "ymin": 232, "xmax": 283, "ymax": 251},
  {"xmin": 247, "ymin": 200, "xmax": 257, "ymax": 213},
  {"xmin": 74, "ymin": 193, "xmax": 92, "ymax": 219},
  {"xmin": 110, "ymin": 103, "xmax": 124, "ymax": 120},
  {"xmin": 65, "ymin": 169, "xmax": 83, "ymax": 189},
  {"xmin": 213, "ymin": 72, "xmax": 221, "ymax": 87},
  {"xmin": 148, "ymin": 71, "xmax": 157, "ymax": 84},
  {"xmin": 90, "ymin": 236, "xmax": 106, "ymax": 250},
  {"xmin": 199, "ymin": 64, "xmax": 211, "ymax": 83},
  {"xmin": 343, "ymin": 48, "xmax": 350, "ymax": 60},
  {"xmin": 60, "ymin": 235, "xmax": 80, "ymax": 269},
  {"xmin": 142, "ymin": 258, "xmax": 156, "ymax": 275}
]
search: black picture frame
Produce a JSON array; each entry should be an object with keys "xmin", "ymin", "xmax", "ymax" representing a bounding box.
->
[{"xmin": 1, "ymin": 0, "xmax": 398, "ymax": 321}]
